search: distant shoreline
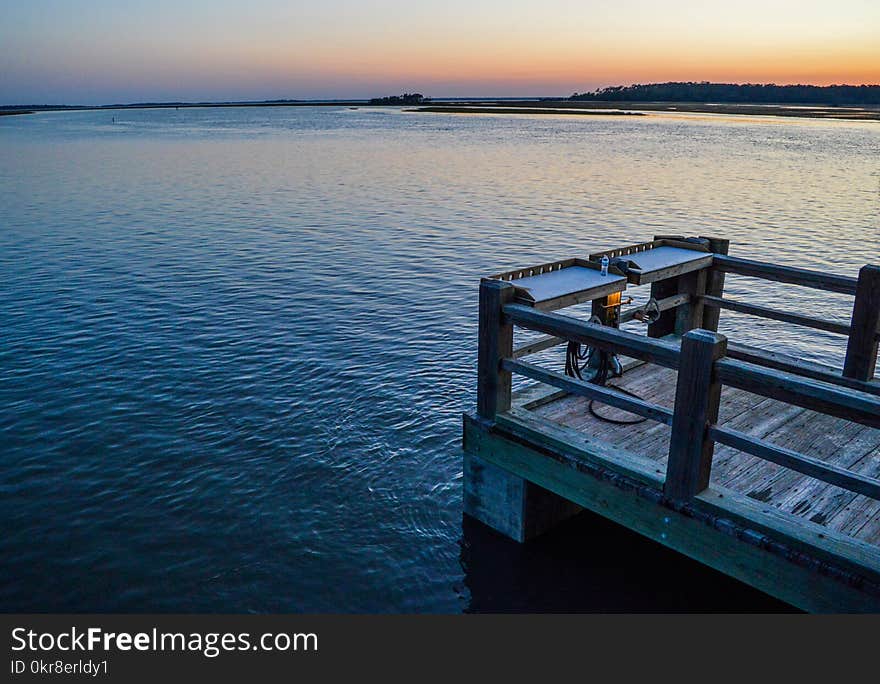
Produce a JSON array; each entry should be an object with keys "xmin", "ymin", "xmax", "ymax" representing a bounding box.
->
[
  {"xmin": 0, "ymin": 101, "xmax": 369, "ymax": 115},
  {"xmin": 2, "ymin": 99, "xmax": 878, "ymax": 122},
  {"xmin": 411, "ymin": 106, "xmax": 644, "ymax": 117},
  {"xmin": 412, "ymin": 100, "xmax": 880, "ymax": 121}
]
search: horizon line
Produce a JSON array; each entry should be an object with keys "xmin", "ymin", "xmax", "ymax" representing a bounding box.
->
[{"xmin": 4, "ymin": 81, "xmax": 880, "ymax": 110}]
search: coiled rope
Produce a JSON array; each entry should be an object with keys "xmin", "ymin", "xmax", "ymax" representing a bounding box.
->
[{"xmin": 562, "ymin": 305, "xmax": 659, "ymax": 425}]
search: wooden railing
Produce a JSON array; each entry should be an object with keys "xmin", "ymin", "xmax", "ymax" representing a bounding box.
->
[
  {"xmin": 711, "ymin": 254, "xmax": 859, "ymax": 295},
  {"xmin": 510, "ymin": 254, "xmax": 879, "ymax": 387},
  {"xmin": 671, "ymin": 329, "xmax": 880, "ymax": 501},
  {"xmin": 701, "ymin": 255, "xmax": 880, "ymax": 382},
  {"xmin": 477, "ymin": 278, "xmax": 880, "ymax": 506}
]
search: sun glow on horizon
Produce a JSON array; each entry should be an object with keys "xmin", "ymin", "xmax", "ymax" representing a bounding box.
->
[{"xmin": 2, "ymin": 1, "xmax": 878, "ymax": 104}]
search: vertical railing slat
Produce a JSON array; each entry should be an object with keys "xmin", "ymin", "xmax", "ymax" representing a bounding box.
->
[{"xmin": 665, "ymin": 329, "xmax": 728, "ymax": 499}]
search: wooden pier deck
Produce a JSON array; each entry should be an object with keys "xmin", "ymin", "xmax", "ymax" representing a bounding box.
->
[
  {"xmin": 526, "ymin": 364, "xmax": 880, "ymax": 544},
  {"xmin": 463, "ymin": 236, "xmax": 880, "ymax": 612}
]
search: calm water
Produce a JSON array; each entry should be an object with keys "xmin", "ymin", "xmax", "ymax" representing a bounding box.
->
[{"xmin": 1, "ymin": 106, "xmax": 878, "ymax": 612}]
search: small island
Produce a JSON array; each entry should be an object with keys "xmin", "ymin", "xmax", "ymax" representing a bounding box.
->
[{"xmin": 369, "ymin": 93, "xmax": 430, "ymax": 105}]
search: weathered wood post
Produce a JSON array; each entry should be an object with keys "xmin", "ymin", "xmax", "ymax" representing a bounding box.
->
[
  {"xmin": 665, "ymin": 329, "xmax": 728, "ymax": 500},
  {"xmin": 674, "ymin": 268, "xmax": 708, "ymax": 335},
  {"xmin": 647, "ymin": 234, "xmax": 682, "ymax": 339},
  {"xmin": 647, "ymin": 235, "xmax": 711, "ymax": 338},
  {"xmin": 843, "ymin": 265, "xmax": 880, "ymax": 382},
  {"xmin": 477, "ymin": 279, "xmax": 515, "ymax": 420},
  {"xmin": 466, "ymin": 278, "xmax": 582, "ymax": 541},
  {"xmin": 700, "ymin": 236, "xmax": 730, "ymax": 332}
]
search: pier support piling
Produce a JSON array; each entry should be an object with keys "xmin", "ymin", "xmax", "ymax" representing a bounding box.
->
[{"xmin": 463, "ymin": 451, "xmax": 582, "ymax": 542}]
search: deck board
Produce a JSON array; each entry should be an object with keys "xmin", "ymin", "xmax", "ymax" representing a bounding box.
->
[{"xmin": 528, "ymin": 362, "xmax": 880, "ymax": 549}]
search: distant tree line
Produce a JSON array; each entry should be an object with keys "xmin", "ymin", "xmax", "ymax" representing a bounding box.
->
[
  {"xmin": 570, "ymin": 82, "xmax": 880, "ymax": 105},
  {"xmin": 369, "ymin": 93, "xmax": 430, "ymax": 105}
]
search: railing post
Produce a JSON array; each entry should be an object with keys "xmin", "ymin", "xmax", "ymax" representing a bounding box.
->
[
  {"xmin": 843, "ymin": 265, "xmax": 880, "ymax": 382},
  {"xmin": 477, "ymin": 279, "xmax": 515, "ymax": 420},
  {"xmin": 674, "ymin": 268, "xmax": 708, "ymax": 335},
  {"xmin": 648, "ymin": 234, "xmax": 682, "ymax": 339},
  {"xmin": 700, "ymin": 236, "xmax": 730, "ymax": 332},
  {"xmin": 647, "ymin": 234, "xmax": 711, "ymax": 338},
  {"xmin": 665, "ymin": 329, "xmax": 728, "ymax": 499}
]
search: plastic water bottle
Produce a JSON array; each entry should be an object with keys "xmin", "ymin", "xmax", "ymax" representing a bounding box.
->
[{"xmin": 600, "ymin": 255, "xmax": 609, "ymax": 276}]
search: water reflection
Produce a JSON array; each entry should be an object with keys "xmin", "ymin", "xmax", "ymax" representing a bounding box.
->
[{"xmin": 460, "ymin": 514, "xmax": 794, "ymax": 613}]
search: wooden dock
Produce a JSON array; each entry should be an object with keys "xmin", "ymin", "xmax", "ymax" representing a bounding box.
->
[{"xmin": 463, "ymin": 236, "xmax": 880, "ymax": 612}]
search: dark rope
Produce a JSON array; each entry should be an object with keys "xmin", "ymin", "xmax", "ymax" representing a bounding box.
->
[
  {"xmin": 587, "ymin": 384, "xmax": 647, "ymax": 425},
  {"xmin": 564, "ymin": 318, "xmax": 647, "ymax": 425}
]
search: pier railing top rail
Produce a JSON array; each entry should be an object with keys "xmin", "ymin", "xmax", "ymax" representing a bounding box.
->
[
  {"xmin": 711, "ymin": 254, "xmax": 859, "ymax": 295},
  {"xmin": 502, "ymin": 301, "xmax": 880, "ymax": 430}
]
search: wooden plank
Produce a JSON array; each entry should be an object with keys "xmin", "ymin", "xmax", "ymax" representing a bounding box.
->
[
  {"xmin": 798, "ymin": 439, "xmax": 880, "ymax": 534},
  {"xmin": 619, "ymin": 292, "xmax": 689, "ymax": 325},
  {"xmin": 488, "ymin": 258, "xmax": 628, "ymax": 312},
  {"xmin": 478, "ymin": 280, "xmax": 515, "ymax": 419},
  {"xmin": 512, "ymin": 334, "xmax": 565, "ymax": 359},
  {"xmin": 512, "ymin": 334, "xmax": 654, "ymax": 364},
  {"xmin": 588, "ymin": 239, "xmax": 660, "ymax": 261},
  {"xmin": 532, "ymin": 278, "xmax": 627, "ymax": 312},
  {"xmin": 501, "ymin": 264, "xmax": 627, "ymax": 307},
  {"xmin": 510, "ymin": 381, "xmax": 568, "ymax": 410},
  {"xmin": 712, "ymin": 254, "xmax": 858, "ymax": 295},
  {"xmin": 627, "ymin": 254, "xmax": 714, "ymax": 286},
  {"xmin": 716, "ymin": 408, "xmax": 848, "ymax": 494},
  {"xmin": 709, "ymin": 400, "xmax": 805, "ymax": 485},
  {"xmin": 502, "ymin": 358, "xmax": 674, "ymax": 426},
  {"xmin": 497, "ymin": 407, "xmax": 666, "ymax": 485},
  {"xmin": 837, "ymin": 499, "xmax": 880, "ymax": 541},
  {"xmin": 675, "ymin": 268, "xmax": 707, "ymax": 334},
  {"xmin": 488, "ymin": 256, "xmax": 578, "ymax": 281},
  {"xmin": 613, "ymin": 379, "xmax": 785, "ymax": 467},
  {"xmin": 716, "ymin": 358, "xmax": 880, "ymax": 429},
  {"xmin": 665, "ymin": 330, "xmax": 727, "ymax": 499},
  {"xmin": 726, "ymin": 341, "xmax": 880, "ymax": 397},
  {"xmin": 586, "ymin": 366, "xmax": 677, "ymax": 454},
  {"xmin": 708, "ymin": 425, "xmax": 880, "ymax": 501},
  {"xmin": 724, "ymin": 413, "xmax": 873, "ymax": 508},
  {"xmin": 844, "ymin": 491, "xmax": 880, "ymax": 543},
  {"xmin": 537, "ymin": 364, "xmax": 776, "ymax": 467},
  {"xmin": 504, "ymin": 303, "xmax": 682, "ymax": 370},
  {"xmin": 463, "ymin": 414, "xmax": 880, "ymax": 612},
  {"xmin": 539, "ymin": 364, "xmax": 677, "ymax": 458},
  {"xmin": 646, "ymin": 234, "xmax": 681, "ymax": 338},
  {"xmin": 701, "ymin": 294, "xmax": 851, "ymax": 336},
  {"xmin": 843, "ymin": 265, "xmax": 880, "ymax": 381},
  {"xmin": 647, "ymin": 276, "xmax": 679, "ymax": 338},
  {"xmin": 695, "ymin": 485, "xmax": 880, "ymax": 585},
  {"xmin": 518, "ymin": 363, "xmax": 880, "ymax": 546}
]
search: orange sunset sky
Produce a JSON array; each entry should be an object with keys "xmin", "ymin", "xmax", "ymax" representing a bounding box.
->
[{"xmin": 2, "ymin": 1, "xmax": 878, "ymax": 104}]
